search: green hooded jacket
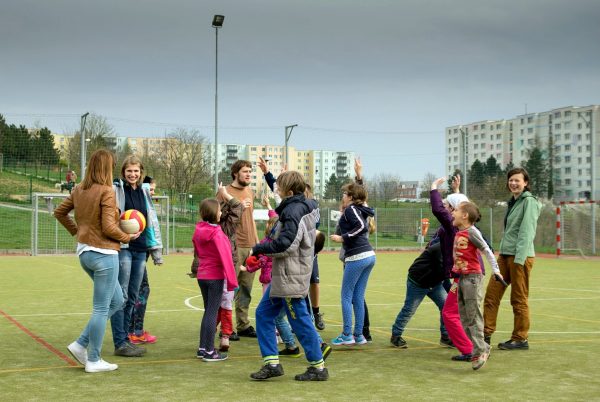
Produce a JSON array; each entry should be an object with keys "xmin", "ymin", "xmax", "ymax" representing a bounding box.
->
[{"xmin": 499, "ymin": 191, "xmax": 542, "ymax": 265}]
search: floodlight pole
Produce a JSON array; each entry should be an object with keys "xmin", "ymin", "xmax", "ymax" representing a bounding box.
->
[
  {"xmin": 284, "ymin": 124, "xmax": 297, "ymax": 168},
  {"xmin": 212, "ymin": 15, "xmax": 224, "ymax": 193},
  {"xmin": 459, "ymin": 126, "xmax": 468, "ymax": 197},
  {"xmin": 80, "ymin": 112, "xmax": 89, "ymax": 179}
]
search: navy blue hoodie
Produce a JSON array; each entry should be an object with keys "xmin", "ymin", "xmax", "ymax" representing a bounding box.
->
[{"xmin": 339, "ymin": 203, "xmax": 375, "ymax": 258}]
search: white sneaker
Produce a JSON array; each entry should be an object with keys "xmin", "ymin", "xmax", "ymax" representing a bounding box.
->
[
  {"xmin": 85, "ymin": 359, "xmax": 118, "ymax": 373},
  {"xmin": 67, "ymin": 341, "xmax": 88, "ymax": 365}
]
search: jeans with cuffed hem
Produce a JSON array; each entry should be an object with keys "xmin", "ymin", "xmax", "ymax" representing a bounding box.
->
[
  {"xmin": 77, "ymin": 251, "xmax": 123, "ymax": 362},
  {"xmin": 392, "ymin": 277, "xmax": 448, "ymax": 337},
  {"xmin": 110, "ymin": 249, "xmax": 146, "ymax": 348},
  {"xmin": 341, "ymin": 255, "xmax": 375, "ymax": 336}
]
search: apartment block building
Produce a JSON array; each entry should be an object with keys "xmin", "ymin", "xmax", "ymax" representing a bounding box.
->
[{"xmin": 446, "ymin": 105, "xmax": 600, "ymax": 201}]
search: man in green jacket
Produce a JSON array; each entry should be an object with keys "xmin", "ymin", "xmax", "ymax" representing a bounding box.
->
[{"xmin": 483, "ymin": 167, "xmax": 541, "ymax": 350}]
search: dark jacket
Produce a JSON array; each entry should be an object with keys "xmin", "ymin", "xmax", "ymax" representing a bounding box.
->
[
  {"xmin": 407, "ymin": 242, "xmax": 444, "ymax": 288},
  {"xmin": 253, "ymin": 193, "xmax": 319, "ymax": 298},
  {"xmin": 339, "ymin": 203, "xmax": 375, "ymax": 258}
]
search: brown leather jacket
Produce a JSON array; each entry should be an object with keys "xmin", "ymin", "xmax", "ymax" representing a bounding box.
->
[{"xmin": 54, "ymin": 183, "xmax": 130, "ymax": 250}]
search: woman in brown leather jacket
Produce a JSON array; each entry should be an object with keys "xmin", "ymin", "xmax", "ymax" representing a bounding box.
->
[{"xmin": 55, "ymin": 149, "xmax": 138, "ymax": 373}]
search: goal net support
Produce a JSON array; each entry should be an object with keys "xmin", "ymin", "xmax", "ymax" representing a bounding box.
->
[{"xmin": 556, "ymin": 201, "xmax": 599, "ymax": 257}]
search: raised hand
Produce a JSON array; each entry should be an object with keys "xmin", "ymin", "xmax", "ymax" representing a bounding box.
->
[
  {"xmin": 354, "ymin": 157, "xmax": 363, "ymax": 180},
  {"xmin": 431, "ymin": 177, "xmax": 446, "ymax": 190},
  {"xmin": 258, "ymin": 157, "xmax": 269, "ymax": 175}
]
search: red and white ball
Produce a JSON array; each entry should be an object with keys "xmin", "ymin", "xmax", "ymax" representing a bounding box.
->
[{"xmin": 120, "ymin": 209, "xmax": 146, "ymax": 234}]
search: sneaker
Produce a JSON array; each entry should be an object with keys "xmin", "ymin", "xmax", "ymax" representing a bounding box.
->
[
  {"xmin": 331, "ymin": 333, "xmax": 355, "ymax": 346},
  {"xmin": 498, "ymin": 339, "xmax": 529, "ymax": 350},
  {"xmin": 279, "ymin": 346, "xmax": 301, "ymax": 357},
  {"xmin": 85, "ymin": 359, "xmax": 118, "ymax": 373},
  {"xmin": 67, "ymin": 341, "xmax": 88, "ymax": 365},
  {"xmin": 484, "ymin": 335, "xmax": 491, "ymax": 346},
  {"xmin": 250, "ymin": 364, "xmax": 284, "ymax": 380},
  {"xmin": 276, "ymin": 335, "xmax": 283, "ymax": 344},
  {"xmin": 196, "ymin": 349, "xmax": 206, "ymax": 359},
  {"xmin": 238, "ymin": 326, "xmax": 257, "ymax": 338},
  {"xmin": 354, "ymin": 334, "xmax": 368, "ymax": 345},
  {"xmin": 128, "ymin": 333, "xmax": 146, "ymax": 345},
  {"xmin": 114, "ymin": 342, "xmax": 146, "ymax": 357},
  {"xmin": 364, "ymin": 334, "xmax": 373, "ymax": 343},
  {"xmin": 142, "ymin": 331, "xmax": 157, "ymax": 344},
  {"xmin": 202, "ymin": 351, "xmax": 228, "ymax": 362},
  {"xmin": 229, "ymin": 332, "xmax": 240, "ymax": 341},
  {"xmin": 440, "ymin": 335, "xmax": 454, "ymax": 348},
  {"xmin": 321, "ymin": 343, "xmax": 332, "ymax": 361},
  {"xmin": 294, "ymin": 366, "xmax": 329, "ymax": 381},
  {"xmin": 472, "ymin": 349, "xmax": 490, "ymax": 370},
  {"xmin": 314, "ymin": 313, "xmax": 326, "ymax": 331},
  {"xmin": 390, "ymin": 335, "xmax": 407, "ymax": 348},
  {"xmin": 451, "ymin": 353, "xmax": 473, "ymax": 362},
  {"xmin": 219, "ymin": 337, "xmax": 230, "ymax": 352}
]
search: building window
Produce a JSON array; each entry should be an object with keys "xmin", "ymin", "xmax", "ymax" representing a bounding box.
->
[
  {"xmin": 474, "ymin": 125, "xmax": 478, "ymax": 130},
  {"xmin": 565, "ymin": 167, "xmax": 571, "ymax": 174},
  {"xmin": 474, "ymin": 144, "xmax": 479, "ymax": 149},
  {"xmin": 496, "ymin": 134, "xmax": 501, "ymax": 140},
  {"xmin": 565, "ymin": 111, "xmax": 571, "ymax": 117},
  {"xmin": 565, "ymin": 133, "xmax": 571, "ymax": 140},
  {"xmin": 481, "ymin": 124, "xmax": 486, "ymax": 129},
  {"xmin": 496, "ymin": 123, "xmax": 501, "ymax": 129},
  {"xmin": 565, "ymin": 155, "xmax": 571, "ymax": 163},
  {"xmin": 555, "ymin": 123, "xmax": 561, "ymax": 130},
  {"xmin": 565, "ymin": 145, "xmax": 571, "ymax": 151},
  {"xmin": 481, "ymin": 133, "xmax": 486, "ymax": 139},
  {"xmin": 527, "ymin": 116, "xmax": 533, "ymax": 123},
  {"xmin": 528, "ymin": 127, "xmax": 533, "ymax": 134},
  {"xmin": 565, "ymin": 178, "xmax": 571, "ymax": 185},
  {"xmin": 554, "ymin": 112, "xmax": 561, "ymax": 118},
  {"xmin": 474, "ymin": 135, "xmax": 479, "ymax": 140}
]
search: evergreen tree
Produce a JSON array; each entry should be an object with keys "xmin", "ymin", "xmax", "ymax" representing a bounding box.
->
[{"xmin": 523, "ymin": 147, "xmax": 549, "ymax": 197}]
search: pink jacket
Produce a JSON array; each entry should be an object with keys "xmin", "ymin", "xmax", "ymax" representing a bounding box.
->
[
  {"xmin": 245, "ymin": 210, "xmax": 277, "ymax": 285},
  {"xmin": 192, "ymin": 221, "xmax": 238, "ymax": 291}
]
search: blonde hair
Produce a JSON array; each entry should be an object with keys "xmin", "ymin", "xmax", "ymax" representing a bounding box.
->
[
  {"xmin": 457, "ymin": 201, "xmax": 481, "ymax": 224},
  {"xmin": 81, "ymin": 149, "xmax": 114, "ymax": 190},
  {"xmin": 276, "ymin": 171, "xmax": 306, "ymax": 196},
  {"xmin": 265, "ymin": 216, "xmax": 279, "ymax": 237},
  {"xmin": 121, "ymin": 155, "xmax": 144, "ymax": 186}
]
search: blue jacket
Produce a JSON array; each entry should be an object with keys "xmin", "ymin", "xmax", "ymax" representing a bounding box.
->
[
  {"xmin": 339, "ymin": 203, "xmax": 375, "ymax": 258},
  {"xmin": 253, "ymin": 193, "xmax": 319, "ymax": 298}
]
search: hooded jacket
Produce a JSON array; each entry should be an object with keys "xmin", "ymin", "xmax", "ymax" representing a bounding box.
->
[
  {"xmin": 192, "ymin": 221, "xmax": 238, "ymax": 292},
  {"xmin": 338, "ymin": 203, "xmax": 375, "ymax": 259},
  {"xmin": 499, "ymin": 191, "xmax": 541, "ymax": 265},
  {"xmin": 252, "ymin": 193, "xmax": 319, "ymax": 298}
]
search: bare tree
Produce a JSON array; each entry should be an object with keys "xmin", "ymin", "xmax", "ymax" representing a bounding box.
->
[
  {"xmin": 156, "ymin": 128, "xmax": 210, "ymax": 197},
  {"xmin": 370, "ymin": 173, "xmax": 401, "ymax": 207},
  {"xmin": 420, "ymin": 172, "xmax": 436, "ymax": 198},
  {"xmin": 66, "ymin": 113, "xmax": 116, "ymax": 171}
]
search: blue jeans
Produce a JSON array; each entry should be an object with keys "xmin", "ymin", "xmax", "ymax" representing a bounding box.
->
[
  {"xmin": 76, "ymin": 251, "xmax": 123, "ymax": 362},
  {"xmin": 256, "ymin": 285, "xmax": 323, "ymax": 365},
  {"xmin": 392, "ymin": 278, "xmax": 448, "ymax": 337},
  {"xmin": 275, "ymin": 307, "xmax": 296, "ymax": 348},
  {"xmin": 341, "ymin": 255, "xmax": 376, "ymax": 336},
  {"xmin": 110, "ymin": 249, "xmax": 146, "ymax": 347}
]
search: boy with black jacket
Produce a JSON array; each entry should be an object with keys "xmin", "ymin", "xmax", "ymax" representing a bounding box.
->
[{"xmin": 390, "ymin": 241, "xmax": 452, "ymax": 348}]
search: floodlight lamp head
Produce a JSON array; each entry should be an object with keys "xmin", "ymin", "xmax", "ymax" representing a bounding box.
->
[{"xmin": 212, "ymin": 15, "xmax": 224, "ymax": 27}]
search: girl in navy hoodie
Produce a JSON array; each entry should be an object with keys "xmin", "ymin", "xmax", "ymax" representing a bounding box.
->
[
  {"xmin": 329, "ymin": 182, "xmax": 376, "ymax": 346},
  {"xmin": 193, "ymin": 198, "xmax": 238, "ymax": 362}
]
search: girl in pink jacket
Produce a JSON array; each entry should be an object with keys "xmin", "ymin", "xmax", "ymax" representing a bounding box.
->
[{"xmin": 193, "ymin": 198, "xmax": 238, "ymax": 362}]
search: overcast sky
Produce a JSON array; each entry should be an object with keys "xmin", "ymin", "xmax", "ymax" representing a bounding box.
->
[{"xmin": 2, "ymin": 0, "xmax": 599, "ymax": 180}]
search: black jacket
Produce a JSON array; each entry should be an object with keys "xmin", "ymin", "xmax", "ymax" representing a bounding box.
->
[
  {"xmin": 339, "ymin": 204, "xmax": 375, "ymax": 258},
  {"xmin": 407, "ymin": 242, "xmax": 444, "ymax": 288}
]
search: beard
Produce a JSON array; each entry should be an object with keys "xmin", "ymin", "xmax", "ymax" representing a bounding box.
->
[{"xmin": 235, "ymin": 177, "xmax": 251, "ymax": 187}]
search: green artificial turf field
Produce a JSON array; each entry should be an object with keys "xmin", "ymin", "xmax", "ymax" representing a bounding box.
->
[{"xmin": 1, "ymin": 253, "xmax": 599, "ymax": 401}]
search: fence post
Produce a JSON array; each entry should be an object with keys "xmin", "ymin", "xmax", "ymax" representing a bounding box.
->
[
  {"xmin": 326, "ymin": 207, "xmax": 330, "ymax": 250},
  {"xmin": 592, "ymin": 202, "xmax": 596, "ymax": 255},
  {"xmin": 374, "ymin": 207, "xmax": 378, "ymax": 251},
  {"xmin": 490, "ymin": 208, "xmax": 493, "ymax": 247}
]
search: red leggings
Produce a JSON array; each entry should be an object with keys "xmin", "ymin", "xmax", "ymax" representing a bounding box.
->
[
  {"xmin": 442, "ymin": 278, "xmax": 473, "ymax": 355},
  {"xmin": 217, "ymin": 308, "xmax": 233, "ymax": 337}
]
